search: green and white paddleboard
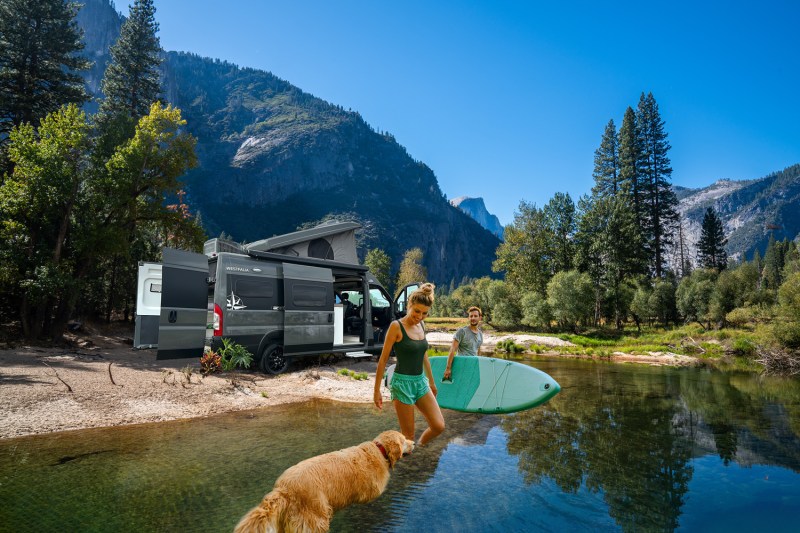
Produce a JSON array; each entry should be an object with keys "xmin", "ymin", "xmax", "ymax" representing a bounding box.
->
[{"xmin": 384, "ymin": 356, "xmax": 560, "ymax": 414}]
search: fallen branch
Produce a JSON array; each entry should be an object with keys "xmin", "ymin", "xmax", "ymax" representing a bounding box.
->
[
  {"xmin": 42, "ymin": 361, "xmax": 73, "ymax": 392},
  {"xmin": 107, "ymin": 362, "xmax": 121, "ymax": 386},
  {"xmin": 683, "ymin": 337, "xmax": 706, "ymax": 354},
  {"xmin": 756, "ymin": 347, "xmax": 800, "ymax": 376}
]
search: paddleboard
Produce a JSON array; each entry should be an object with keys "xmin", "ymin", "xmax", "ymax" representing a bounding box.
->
[{"xmin": 384, "ymin": 356, "xmax": 560, "ymax": 414}]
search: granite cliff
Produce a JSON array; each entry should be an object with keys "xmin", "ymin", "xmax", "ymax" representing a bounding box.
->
[{"xmin": 76, "ymin": 0, "xmax": 500, "ymax": 285}]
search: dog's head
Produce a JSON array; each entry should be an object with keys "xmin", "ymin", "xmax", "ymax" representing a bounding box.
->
[{"xmin": 375, "ymin": 430, "xmax": 415, "ymax": 468}]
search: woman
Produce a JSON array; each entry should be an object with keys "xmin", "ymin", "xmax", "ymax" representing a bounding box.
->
[{"xmin": 373, "ymin": 283, "xmax": 445, "ymax": 446}]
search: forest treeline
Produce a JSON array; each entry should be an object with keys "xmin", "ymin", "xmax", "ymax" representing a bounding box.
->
[
  {"xmin": 369, "ymin": 93, "xmax": 800, "ymax": 363},
  {"xmin": 0, "ymin": 0, "xmax": 204, "ymax": 340},
  {"xmin": 2, "ymin": 0, "xmax": 798, "ymax": 369}
]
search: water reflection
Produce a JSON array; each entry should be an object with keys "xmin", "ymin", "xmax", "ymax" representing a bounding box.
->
[{"xmin": 1, "ymin": 361, "xmax": 799, "ymax": 532}]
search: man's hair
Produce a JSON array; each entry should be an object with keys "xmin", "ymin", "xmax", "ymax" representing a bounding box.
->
[{"xmin": 467, "ymin": 306, "xmax": 482, "ymax": 317}]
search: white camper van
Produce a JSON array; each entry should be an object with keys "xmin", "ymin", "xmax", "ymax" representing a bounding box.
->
[{"xmin": 135, "ymin": 222, "xmax": 420, "ymax": 373}]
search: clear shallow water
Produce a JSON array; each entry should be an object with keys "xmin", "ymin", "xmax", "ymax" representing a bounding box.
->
[{"xmin": 1, "ymin": 360, "xmax": 799, "ymax": 532}]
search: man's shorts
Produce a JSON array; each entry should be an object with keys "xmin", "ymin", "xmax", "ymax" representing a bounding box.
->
[{"xmin": 390, "ymin": 372, "xmax": 430, "ymax": 405}]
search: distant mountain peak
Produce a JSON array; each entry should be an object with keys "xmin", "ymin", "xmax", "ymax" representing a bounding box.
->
[
  {"xmin": 451, "ymin": 196, "xmax": 504, "ymax": 239},
  {"xmin": 673, "ymin": 164, "xmax": 800, "ymax": 266}
]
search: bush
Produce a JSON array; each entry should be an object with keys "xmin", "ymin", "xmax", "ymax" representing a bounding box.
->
[
  {"xmin": 774, "ymin": 273, "xmax": 800, "ymax": 348},
  {"xmin": 731, "ymin": 337, "xmax": 757, "ymax": 357},
  {"xmin": 200, "ymin": 351, "xmax": 221, "ymax": 375},
  {"xmin": 495, "ymin": 338, "xmax": 526, "ymax": 353},
  {"xmin": 218, "ymin": 338, "xmax": 253, "ymax": 371}
]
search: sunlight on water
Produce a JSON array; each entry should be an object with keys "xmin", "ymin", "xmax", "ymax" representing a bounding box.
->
[{"xmin": 1, "ymin": 360, "xmax": 799, "ymax": 532}]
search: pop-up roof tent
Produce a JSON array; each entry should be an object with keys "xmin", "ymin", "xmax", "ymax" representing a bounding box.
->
[{"xmin": 203, "ymin": 221, "xmax": 361, "ymax": 264}]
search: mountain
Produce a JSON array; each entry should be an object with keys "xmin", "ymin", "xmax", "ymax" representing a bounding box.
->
[
  {"xmin": 674, "ymin": 164, "xmax": 800, "ymax": 265},
  {"xmin": 76, "ymin": 0, "xmax": 500, "ymax": 285},
  {"xmin": 450, "ymin": 196, "xmax": 504, "ymax": 239}
]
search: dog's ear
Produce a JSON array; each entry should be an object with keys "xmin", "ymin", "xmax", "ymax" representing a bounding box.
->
[{"xmin": 381, "ymin": 433, "xmax": 403, "ymax": 468}]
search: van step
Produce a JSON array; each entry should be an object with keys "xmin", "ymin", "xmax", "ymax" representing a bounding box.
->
[{"xmin": 344, "ymin": 351, "xmax": 373, "ymax": 358}]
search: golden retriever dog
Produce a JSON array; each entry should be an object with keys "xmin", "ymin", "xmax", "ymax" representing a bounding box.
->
[{"xmin": 234, "ymin": 430, "xmax": 414, "ymax": 533}]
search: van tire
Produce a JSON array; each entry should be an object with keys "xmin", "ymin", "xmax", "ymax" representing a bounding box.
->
[{"xmin": 259, "ymin": 344, "xmax": 289, "ymax": 375}]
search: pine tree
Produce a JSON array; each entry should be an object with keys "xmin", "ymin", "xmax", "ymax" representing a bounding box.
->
[
  {"xmin": 576, "ymin": 193, "xmax": 644, "ymax": 328},
  {"xmin": 0, "ymin": 0, "xmax": 90, "ymax": 142},
  {"xmin": 543, "ymin": 192, "xmax": 576, "ymax": 274},
  {"xmin": 762, "ymin": 234, "xmax": 788, "ymax": 289},
  {"xmin": 617, "ymin": 107, "xmax": 646, "ymax": 232},
  {"xmin": 591, "ymin": 119, "xmax": 619, "ymax": 198},
  {"xmin": 97, "ymin": 0, "xmax": 162, "ymax": 125},
  {"xmin": 696, "ymin": 207, "xmax": 728, "ymax": 271},
  {"xmin": 637, "ymin": 92, "xmax": 679, "ymax": 278}
]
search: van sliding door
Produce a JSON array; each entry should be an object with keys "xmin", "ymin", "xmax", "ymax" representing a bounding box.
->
[
  {"xmin": 282, "ymin": 263, "xmax": 334, "ymax": 355},
  {"xmin": 156, "ymin": 248, "xmax": 209, "ymax": 360}
]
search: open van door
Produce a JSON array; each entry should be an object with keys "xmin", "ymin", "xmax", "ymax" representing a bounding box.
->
[
  {"xmin": 394, "ymin": 283, "xmax": 421, "ymax": 318},
  {"xmin": 282, "ymin": 263, "xmax": 334, "ymax": 355},
  {"xmin": 157, "ymin": 247, "xmax": 209, "ymax": 360}
]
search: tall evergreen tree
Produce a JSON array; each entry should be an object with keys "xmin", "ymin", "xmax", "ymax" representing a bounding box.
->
[
  {"xmin": 637, "ymin": 92, "xmax": 679, "ymax": 277},
  {"xmin": 576, "ymin": 193, "xmax": 644, "ymax": 328},
  {"xmin": 696, "ymin": 207, "xmax": 728, "ymax": 271},
  {"xmin": 617, "ymin": 107, "xmax": 646, "ymax": 233},
  {"xmin": 0, "ymin": 0, "xmax": 90, "ymax": 149},
  {"xmin": 543, "ymin": 192, "xmax": 576, "ymax": 274},
  {"xmin": 762, "ymin": 234, "xmax": 788, "ymax": 290},
  {"xmin": 97, "ymin": 0, "xmax": 162, "ymax": 126},
  {"xmin": 591, "ymin": 119, "xmax": 619, "ymax": 198}
]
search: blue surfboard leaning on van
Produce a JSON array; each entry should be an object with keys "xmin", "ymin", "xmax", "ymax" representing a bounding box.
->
[{"xmin": 134, "ymin": 222, "xmax": 421, "ymax": 374}]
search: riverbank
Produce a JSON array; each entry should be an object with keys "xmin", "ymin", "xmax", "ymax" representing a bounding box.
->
[{"xmin": 0, "ymin": 326, "xmax": 698, "ymax": 439}]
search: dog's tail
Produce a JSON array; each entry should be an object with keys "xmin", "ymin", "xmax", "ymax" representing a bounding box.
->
[{"xmin": 233, "ymin": 489, "xmax": 289, "ymax": 533}]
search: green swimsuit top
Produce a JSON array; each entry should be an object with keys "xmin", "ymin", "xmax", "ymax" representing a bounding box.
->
[{"xmin": 394, "ymin": 320, "xmax": 428, "ymax": 376}]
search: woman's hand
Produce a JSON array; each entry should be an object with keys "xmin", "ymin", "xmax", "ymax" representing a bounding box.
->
[
  {"xmin": 430, "ymin": 384, "xmax": 438, "ymax": 397},
  {"xmin": 373, "ymin": 389, "xmax": 383, "ymax": 410}
]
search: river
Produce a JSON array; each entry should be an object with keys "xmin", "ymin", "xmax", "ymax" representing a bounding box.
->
[{"xmin": 1, "ymin": 359, "xmax": 798, "ymax": 532}]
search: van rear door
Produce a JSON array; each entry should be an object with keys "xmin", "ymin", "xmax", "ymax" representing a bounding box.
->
[
  {"xmin": 157, "ymin": 247, "xmax": 209, "ymax": 360},
  {"xmin": 282, "ymin": 263, "xmax": 334, "ymax": 354}
]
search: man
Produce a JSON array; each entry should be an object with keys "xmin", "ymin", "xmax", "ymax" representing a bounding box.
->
[{"xmin": 443, "ymin": 306, "xmax": 483, "ymax": 380}]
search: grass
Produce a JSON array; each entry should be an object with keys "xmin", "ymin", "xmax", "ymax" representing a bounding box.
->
[{"xmin": 432, "ymin": 316, "xmax": 781, "ymax": 373}]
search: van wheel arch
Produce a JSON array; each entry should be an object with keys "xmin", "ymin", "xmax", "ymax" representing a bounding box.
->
[{"xmin": 259, "ymin": 343, "xmax": 290, "ymax": 375}]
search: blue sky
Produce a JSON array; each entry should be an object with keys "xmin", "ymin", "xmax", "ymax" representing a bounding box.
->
[{"xmin": 137, "ymin": 0, "xmax": 799, "ymax": 225}]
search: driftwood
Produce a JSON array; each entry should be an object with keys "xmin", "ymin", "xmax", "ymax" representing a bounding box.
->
[
  {"xmin": 682, "ymin": 337, "xmax": 706, "ymax": 354},
  {"xmin": 107, "ymin": 362, "xmax": 119, "ymax": 386},
  {"xmin": 756, "ymin": 347, "xmax": 800, "ymax": 376},
  {"xmin": 42, "ymin": 361, "xmax": 73, "ymax": 392}
]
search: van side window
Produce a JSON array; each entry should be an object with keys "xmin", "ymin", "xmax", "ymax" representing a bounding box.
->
[
  {"xmin": 227, "ymin": 275, "xmax": 280, "ymax": 311},
  {"xmin": 291, "ymin": 284, "xmax": 329, "ymax": 309}
]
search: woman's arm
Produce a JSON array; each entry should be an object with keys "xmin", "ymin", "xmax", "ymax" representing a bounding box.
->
[{"xmin": 373, "ymin": 321, "xmax": 400, "ymax": 410}]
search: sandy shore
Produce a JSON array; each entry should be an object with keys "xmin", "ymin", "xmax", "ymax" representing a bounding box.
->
[{"xmin": 0, "ymin": 328, "xmax": 696, "ymax": 439}]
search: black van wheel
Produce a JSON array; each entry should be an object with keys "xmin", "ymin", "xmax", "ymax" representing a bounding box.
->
[{"xmin": 260, "ymin": 344, "xmax": 289, "ymax": 375}]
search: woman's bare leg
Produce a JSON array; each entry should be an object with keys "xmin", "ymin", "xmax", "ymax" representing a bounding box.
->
[
  {"xmin": 415, "ymin": 391, "xmax": 445, "ymax": 446},
  {"xmin": 393, "ymin": 399, "xmax": 416, "ymax": 442}
]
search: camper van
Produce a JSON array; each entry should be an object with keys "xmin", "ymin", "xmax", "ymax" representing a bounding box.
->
[{"xmin": 135, "ymin": 222, "xmax": 420, "ymax": 374}]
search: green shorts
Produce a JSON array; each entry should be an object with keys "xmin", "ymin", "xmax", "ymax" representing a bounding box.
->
[{"xmin": 390, "ymin": 372, "xmax": 430, "ymax": 405}]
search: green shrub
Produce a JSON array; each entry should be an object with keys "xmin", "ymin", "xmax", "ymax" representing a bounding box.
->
[
  {"xmin": 218, "ymin": 338, "xmax": 254, "ymax": 371},
  {"xmin": 731, "ymin": 337, "xmax": 757, "ymax": 357},
  {"xmin": 495, "ymin": 338, "xmax": 525, "ymax": 353}
]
